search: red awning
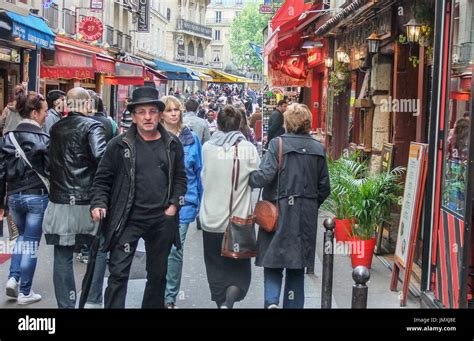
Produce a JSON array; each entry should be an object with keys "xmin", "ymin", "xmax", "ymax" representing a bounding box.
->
[
  {"xmin": 144, "ymin": 66, "xmax": 168, "ymax": 81},
  {"xmin": 104, "ymin": 60, "xmax": 145, "ymax": 85},
  {"xmin": 104, "ymin": 76, "xmax": 144, "ymax": 86},
  {"xmin": 271, "ymin": 0, "xmax": 311, "ymax": 30},
  {"xmin": 96, "ymin": 54, "xmax": 116, "ymax": 74},
  {"xmin": 266, "ymin": 3, "xmax": 324, "ymax": 60},
  {"xmin": 41, "ymin": 44, "xmax": 96, "ymax": 80}
]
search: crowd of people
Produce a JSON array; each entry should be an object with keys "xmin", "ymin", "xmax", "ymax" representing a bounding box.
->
[{"xmin": 0, "ymin": 82, "xmax": 330, "ymax": 309}]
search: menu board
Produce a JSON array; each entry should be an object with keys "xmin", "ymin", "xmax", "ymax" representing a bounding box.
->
[{"xmin": 395, "ymin": 143, "xmax": 428, "ymax": 267}]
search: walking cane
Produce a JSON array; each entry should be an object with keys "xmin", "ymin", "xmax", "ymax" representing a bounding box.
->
[{"xmin": 79, "ymin": 212, "xmax": 105, "ymax": 309}]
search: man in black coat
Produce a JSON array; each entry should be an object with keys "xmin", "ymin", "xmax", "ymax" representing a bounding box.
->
[
  {"xmin": 42, "ymin": 87, "xmax": 107, "ymax": 308},
  {"xmin": 90, "ymin": 87, "xmax": 187, "ymax": 309},
  {"xmin": 267, "ymin": 100, "xmax": 288, "ymax": 144}
]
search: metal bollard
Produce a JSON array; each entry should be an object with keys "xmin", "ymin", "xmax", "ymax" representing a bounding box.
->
[
  {"xmin": 351, "ymin": 266, "xmax": 370, "ymax": 309},
  {"xmin": 321, "ymin": 217, "xmax": 335, "ymax": 309}
]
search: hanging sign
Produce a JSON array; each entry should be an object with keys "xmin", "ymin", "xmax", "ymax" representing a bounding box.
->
[
  {"xmin": 90, "ymin": 0, "xmax": 104, "ymax": 11},
  {"xmin": 137, "ymin": 0, "xmax": 151, "ymax": 32},
  {"xmin": 79, "ymin": 16, "xmax": 104, "ymax": 41}
]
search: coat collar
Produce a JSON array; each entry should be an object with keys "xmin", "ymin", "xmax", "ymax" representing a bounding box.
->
[{"xmin": 13, "ymin": 122, "xmax": 49, "ymax": 137}]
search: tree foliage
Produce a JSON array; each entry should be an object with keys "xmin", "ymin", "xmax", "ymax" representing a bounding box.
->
[{"xmin": 229, "ymin": 3, "xmax": 270, "ymax": 71}]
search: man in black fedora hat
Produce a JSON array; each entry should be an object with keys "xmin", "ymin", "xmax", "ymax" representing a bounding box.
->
[{"xmin": 90, "ymin": 86, "xmax": 187, "ymax": 308}]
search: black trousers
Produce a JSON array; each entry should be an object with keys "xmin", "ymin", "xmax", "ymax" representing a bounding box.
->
[{"xmin": 104, "ymin": 213, "xmax": 177, "ymax": 309}]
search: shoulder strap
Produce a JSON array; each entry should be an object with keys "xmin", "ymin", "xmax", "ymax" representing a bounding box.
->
[
  {"xmin": 276, "ymin": 137, "xmax": 283, "ymax": 209},
  {"xmin": 229, "ymin": 141, "xmax": 240, "ymax": 219},
  {"xmin": 10, "ymin": 132, "xmax": 50, "ymax": 192}
]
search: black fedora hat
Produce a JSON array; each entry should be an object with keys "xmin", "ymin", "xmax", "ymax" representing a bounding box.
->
[{"xmin": 127, "ymin": 87, "xmax": 165, "ymax": 112}]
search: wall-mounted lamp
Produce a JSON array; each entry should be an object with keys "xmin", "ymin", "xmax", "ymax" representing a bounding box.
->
[
  {"xmin": 336, "ymin": 47, "xmax": 349, "ymax": 63},
  {"xmin": 325, "ymin": 56, "xmax": 333, "ymax": 69},
  {"xmin": 367, "ymin": 32, "xmax": 381, "ymax": 54},
  {"xmin": 404, "ymin": 19, "xmax": 422, "ymax": 43}
]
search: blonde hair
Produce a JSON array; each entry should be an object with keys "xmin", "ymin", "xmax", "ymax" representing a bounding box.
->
[
  {"xmin": 284, "ymin": 103, "xmax": 312, "ymax": 134},
  {"xmin": 160, "ymin": 95, "xmax": 184, "ymax": 130}
]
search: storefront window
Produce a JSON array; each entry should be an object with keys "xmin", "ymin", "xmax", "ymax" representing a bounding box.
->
[{"xmin": 441, "ymin": 1, "xmax": 473, "ymax": 217}]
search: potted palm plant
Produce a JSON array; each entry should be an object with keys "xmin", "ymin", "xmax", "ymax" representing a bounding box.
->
[
  {"xmin": 322, "ymin": 154, "xmax": 367, "ymax": 242},
  {"xmin": 347, "ymin": 167, "xmax": 405, "ymax": 268}
]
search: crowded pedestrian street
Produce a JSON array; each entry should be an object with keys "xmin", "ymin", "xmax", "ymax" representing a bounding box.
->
[{"xmin": 0, "ymin": 1, "xmax": 473, "ymax": 335}]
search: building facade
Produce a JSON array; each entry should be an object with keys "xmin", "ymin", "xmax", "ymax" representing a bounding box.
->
[{"xmin": 206, "ymin": 0, "xmax": 260, "ymax": 76}]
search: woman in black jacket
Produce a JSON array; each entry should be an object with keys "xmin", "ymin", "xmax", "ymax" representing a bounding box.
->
[
  {"xmin": 249, "ymin": 103, "xmax": 330, "ymax": 309},
  {"xmin": 0, "ymin": 89, "xmax": 50, "ymax": 305}
]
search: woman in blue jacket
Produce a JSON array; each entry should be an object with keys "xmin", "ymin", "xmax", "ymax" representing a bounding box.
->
[{"xmin": 161, "ymin": 95, "xmax": 202, "ymax": 308}]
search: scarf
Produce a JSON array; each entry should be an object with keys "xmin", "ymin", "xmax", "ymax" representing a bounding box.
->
[{"xmin": 208, "ymin": 130, "xmax": 246, "ymax": 151}]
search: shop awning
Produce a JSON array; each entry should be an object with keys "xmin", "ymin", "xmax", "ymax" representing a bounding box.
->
[
  {"xmin": 154, "ymin": 59, "xmax": 200, "ymax": 81},
  {"xmin": 188, "ymin": 66, "xmax": 214, "ymax": 82},
  {"xmin": 40, "ymin": 44, "xmax": 96, "ymax": 80},
  {"xmin": 265, "ymin": 3, "xmax": 324, "ymax": 58},
  {"xmin": 145, "ymin": 66, "xmax": 168, "ymax": 82},
  {"xmin": 104, "ymin": 60, "xmax": 145, "ymax": 86},
  {"xmin": 315, "ymin": 0, "xmax": 371, "ymax": 37},
  {"xmin": 206, "ymin": 70, "xmax": 253, "ymax": 83},
  {"xmin": 96, "ymin": 54, "xmax": 115, "ymax": 74},
  {"xmin": 4, "ymin": 12, "xmax": 55, "ymax": 49}
]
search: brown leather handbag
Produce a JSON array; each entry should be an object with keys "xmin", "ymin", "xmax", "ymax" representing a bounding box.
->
[
  {"xmin": 221, "ymin": 141, "xmax": 257, "ymax": 259},
  {"xmin": 254, "ymin": 137, "xmax": 282, "ymax": 233}
]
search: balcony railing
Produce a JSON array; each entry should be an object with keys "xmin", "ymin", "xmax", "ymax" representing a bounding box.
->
[
  {"xmin": 459, "ymin": 42, "xmax": 474, "ymax": 64},
  {"xmin": 205, "ymin": 18, "xmax": 233, "ymax": 25},
  {"xmin": 63, "ymin": 9, "xmax": 76, "ymax": 35},
  {"xmin": 176, "ymin": 18, "xmax": 212, "ymax": 38},
  {"xmin": 210, "ymin": 61, "xmax": 223, "ymax": 69},
  {"xmin": 43, "ymin": 3, "xmax": 59, "ymax": 30}
]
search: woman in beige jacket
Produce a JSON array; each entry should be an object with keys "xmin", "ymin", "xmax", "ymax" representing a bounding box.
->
[{"xmin": 199, "ymin": 105, "xmax": 260, "ymax": 308}]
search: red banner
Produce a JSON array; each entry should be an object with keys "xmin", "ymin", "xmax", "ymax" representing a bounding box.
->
[{"xmin": 41, "ymin": 46, "xmax": 96, "ymax": 79}]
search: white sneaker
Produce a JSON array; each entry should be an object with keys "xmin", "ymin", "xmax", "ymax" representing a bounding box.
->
[
  {"xmin": 6, "ymin": 277, "xmax": 19, "ymax": 298},
  {"xmin": 84, "ymin": 302, "xmax": 103, "ymax": 309},
  {"xmin": 17, "ymin": 291, "xmax": 42, "ymax": 305},
  {"xmin": 267, "ymin": 304, "xmax": 279, "ymax": 309},
  {"xmin": 220, "ymin": 305, "xmax": 229, "ymax": 309}
]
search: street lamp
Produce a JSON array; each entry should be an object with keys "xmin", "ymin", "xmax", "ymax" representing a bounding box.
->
[
  {"xmin": 404, "ymin": 19, "xmax": 422, "ymax": 43},
  {"xmin": 367, "ymin": 32, "xmax": 381, "ymax": 54}
]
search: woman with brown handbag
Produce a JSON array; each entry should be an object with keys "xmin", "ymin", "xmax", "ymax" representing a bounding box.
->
[
  {"xmin": 199, "ymin": 105, "xmax": 260, "ymax": 309},
  {"xmin": 249, "ymin": 104, "xmax": 330, "ymax": 309}
]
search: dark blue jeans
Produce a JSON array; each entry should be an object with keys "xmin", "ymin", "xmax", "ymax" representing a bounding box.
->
[
  {"xmin": 264, "ymin": 268, "xmax": 305, "ymax": 309},
  {"xmin": 8, "ymin": 194, "xmax": 48, "ymax": 295}
]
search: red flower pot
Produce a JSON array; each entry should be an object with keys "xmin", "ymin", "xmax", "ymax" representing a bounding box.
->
[
  {"xmin": 334, "ymin": 218, "xmax": 353, "ymax": 243},
  {"xmin": 349, "ymin": 237, "xmax": 376, "ymax": 269}
]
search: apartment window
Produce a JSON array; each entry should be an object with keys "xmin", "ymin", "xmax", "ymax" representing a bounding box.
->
[
  {"xmin": 63, "ymin": 9, "xmax": 76, "ymax": 35},
  {"xmin": 236, "ymin": 0, "xmax": 243, "ymax": 4},
  {"xmin": 215, "ymin": 11, "xmax": 222, "ymax": 23},
  {"xmin": 216, "ymin": 0, "xmax": 223, "ymax": 4},
  {"xmin": 116, "ymin": 30, "xmax": 123, "ymax": 49},
  {"xmin": 214, "ymin": 30, "xmax": 221, "ymax": 41},
  {"xmin": 106, "ymin": 25, "xmax": 114, "ymax": 45},
  {"xmin": 43, "ymin": 3, "xmax": 59, "ymax": 30},
  {"xmin": 124, "ymin": 34, "xmax": 132, "ymax": 53},
  {"xmin": 167, "ymin": 8, "xmax": 171, "ymax": 21}
]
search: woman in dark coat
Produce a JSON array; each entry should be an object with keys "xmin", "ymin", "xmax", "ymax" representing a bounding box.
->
[{"xmin": 249, "ymin": 103, "xmax": 330, "ymax": 309}]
